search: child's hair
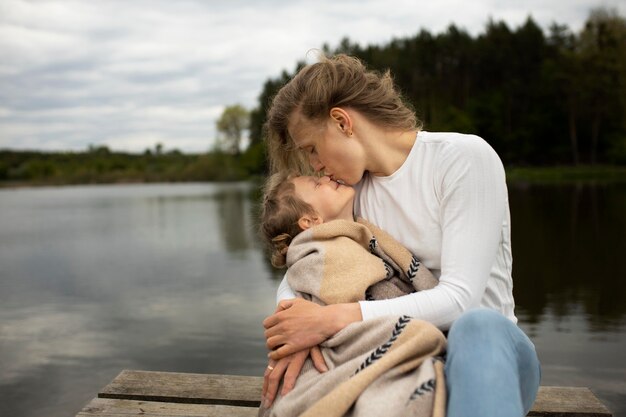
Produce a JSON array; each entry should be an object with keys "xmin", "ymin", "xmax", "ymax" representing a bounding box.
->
[
  {"xmin": 260, "ymin": 171, "xmax": 318, "ymax": 268},
  {"xmin": 265, "ymin": 53, "xmax": 421, "ymax": 174}
]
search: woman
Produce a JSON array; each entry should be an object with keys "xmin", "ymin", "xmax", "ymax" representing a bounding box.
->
[{"xmin": 262, "ymin": 54, "xmax": 540, "ymax": 417}]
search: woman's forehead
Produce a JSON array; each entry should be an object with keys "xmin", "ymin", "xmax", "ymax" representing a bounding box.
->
[
  {"xmin": 287, "ymin": 113, "xmax": 308, "ymax": 145},
  {"xmin": 287, "ymin": 112, "xmax": 324, "ymax": 147}
]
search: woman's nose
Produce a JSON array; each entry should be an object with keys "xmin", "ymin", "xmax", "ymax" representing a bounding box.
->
[
  {"xmin": 309, "ymin": 154, "xmax": 323, "ymax": 172},
  {"xmin": 319, "ymin": 176, "xmax": 331, "ymax": 183}
]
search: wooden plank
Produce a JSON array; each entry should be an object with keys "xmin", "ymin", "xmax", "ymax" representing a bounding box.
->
[
  {"xmin": 528, "ymin": 387, "xmax": 612, "ymax": 417},
  {"xmin": 77, "ymin": 398, "xmax": 257, "ymax": 417},
  {"xmin": 99, "ymin": 370, "xmax": 612, "ymax": 416},
  {"xmin": 99, "ymin": 370, "xmax": 262, "ymax": 407}
]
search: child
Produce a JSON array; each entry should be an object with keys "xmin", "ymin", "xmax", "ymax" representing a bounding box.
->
[
  {"xmin": 258, "ymin": 171, "xmax": 446, "ymax": 417},
  {"xmin": 260, "ymin": 171, "xmax": 439, "ymax": 303}
]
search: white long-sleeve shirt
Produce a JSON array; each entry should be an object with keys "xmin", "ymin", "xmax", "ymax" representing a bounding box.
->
[{"xmin": 277, "ymin": 131, "xmax": 516, "ymax": 330}]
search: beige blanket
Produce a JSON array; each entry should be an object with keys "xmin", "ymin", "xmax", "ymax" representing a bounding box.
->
[{"xmin": 259, "ymin": 219, "xmax": 447, "ymax": 417}]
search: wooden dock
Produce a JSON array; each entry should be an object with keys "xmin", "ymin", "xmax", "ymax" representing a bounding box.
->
[{"xmin": 76, "ymin": 369, "xmax": 612, "ymax": 416}]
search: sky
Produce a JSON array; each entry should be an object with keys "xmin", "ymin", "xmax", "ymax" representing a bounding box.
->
[{"xmin": 1, "ymin": 0, "xmax": 624, "ymax": 154}]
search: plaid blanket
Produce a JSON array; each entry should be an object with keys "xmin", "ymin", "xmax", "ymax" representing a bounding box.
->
[{"xmin": 260, "ymin": 219, "xmax": 447, "ymax": 417}]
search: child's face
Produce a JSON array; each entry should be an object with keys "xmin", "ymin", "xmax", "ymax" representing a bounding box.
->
[{"xmin": 292, "ymin": 175, "xmax": 355, "ymax": 222}]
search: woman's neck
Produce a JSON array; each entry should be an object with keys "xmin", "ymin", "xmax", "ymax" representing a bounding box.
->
[
  {"xmin": 349, "ymin": 112, "xmax": 417, "ymax": 177},
  {"xmin": 363, "ymin": 128, "xmax": 417, "ymax": 177}
]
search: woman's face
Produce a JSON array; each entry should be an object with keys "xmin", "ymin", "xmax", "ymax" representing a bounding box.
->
[{"xmin": 287, "ymin": 111, "xmax": 366, "ymax": 186}]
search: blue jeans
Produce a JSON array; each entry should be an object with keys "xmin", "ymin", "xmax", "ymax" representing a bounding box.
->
[{"xmin": 445, "ymin": 308, "xmax": 541, "ymax": 417}]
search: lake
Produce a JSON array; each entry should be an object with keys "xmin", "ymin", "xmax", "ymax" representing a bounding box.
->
[{"xmin": 0, "ymin": 181, "xmax": 624, "ymax": 416}]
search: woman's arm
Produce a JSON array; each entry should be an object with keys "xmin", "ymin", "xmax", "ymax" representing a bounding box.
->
[
  {"xmin": 266, "ymin": 136, "xmax": 507, "ymax": 352},
  {"xmin": 357, "ymin": 136, "xmax": 508, "ymax": 329},
  {"xmin": 268, "ymin": 136, "xmax": 507, "ymax": 337},
  {"xmin": 276, "ymin": 275, "xmax": 296, "ymax": 303}
]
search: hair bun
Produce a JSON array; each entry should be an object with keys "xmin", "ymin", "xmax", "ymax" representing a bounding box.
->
[{"xmin": 270, "ymin": 233, "xmax": 292, "ymax": 268}]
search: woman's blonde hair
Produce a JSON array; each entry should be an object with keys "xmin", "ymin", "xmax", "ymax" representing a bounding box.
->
[
  {"xmin": 260, "ymin": 171, "xmax": 317, "ymax": 268},
  {"xmin": 265, "ymin": 53, "xmax": 421, "ymax": 174}
]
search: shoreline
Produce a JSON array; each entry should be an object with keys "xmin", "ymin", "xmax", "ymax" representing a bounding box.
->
[{"xmin": 1, "ymin": 166, "xmax": 626, "ymax": 189}]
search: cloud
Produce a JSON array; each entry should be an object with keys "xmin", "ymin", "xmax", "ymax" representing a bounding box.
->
[
  {"xmin": 0, "ymin": 307, "xmax": 115, "ymax": 381},
  {"xmin": 1, "ymin": 0, "xmax": 624, "ymax": 152}
]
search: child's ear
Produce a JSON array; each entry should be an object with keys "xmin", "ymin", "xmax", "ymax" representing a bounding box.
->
[{"xmin": 298, "ymin": 214, "xmax": 323, "ymax": 230}]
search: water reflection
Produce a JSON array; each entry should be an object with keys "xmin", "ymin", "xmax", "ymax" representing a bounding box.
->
[
  {"xmin": 509, "ymin": 182, "xmax": 626, "ymax": 330},
  {"xmin": 508, "ymin": 182, "xmax": 626, "ymax": 416},
  {"xmin": 0, "ymin": 181, "xmax": 624, "ymax": 417},
  {"xmin": 0, "ymin": 183, "xmax": 277, "ymax": 417},
  {"xmin": 215, "ymin": 187, "xmax": 256, "ymax": 253}
]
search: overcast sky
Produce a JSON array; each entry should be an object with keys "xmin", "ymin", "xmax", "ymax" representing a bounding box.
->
[{"xmin": 1, "ymin": 0, "xmax": 624, "ymax": 153}]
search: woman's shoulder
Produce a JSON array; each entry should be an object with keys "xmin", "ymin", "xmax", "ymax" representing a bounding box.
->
[
  {"xmin": 418, "ymin": 131, "xmax": 488, "ymax": 148},
  {"xmin": 415, "ymin": 131, "xmax": 504, "ymax": 186},
  {"xmin": 418, "ymin": 131, "xmax": 498, "ymax": 160}
]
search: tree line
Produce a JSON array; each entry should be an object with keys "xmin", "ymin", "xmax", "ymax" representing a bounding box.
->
[
  {"xmin": 0, "ymin": 145, "xmax": 264, "ymax": 185},
  {"xmin": 249, "ymin": 8, "xmax": 626, "ymax": 168}
]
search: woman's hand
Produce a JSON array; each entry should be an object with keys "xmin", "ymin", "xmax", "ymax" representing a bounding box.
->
[
  {"xmin": 262, "ymin": 346, "xmax": 327, "ymax": 408},
  {"xmin": 263, "ymin": 298, "xmax": 362, "ymax": 360},
  {"xmin": 263, "ymin": 298, "xmax": 329, "ymax": 359}
]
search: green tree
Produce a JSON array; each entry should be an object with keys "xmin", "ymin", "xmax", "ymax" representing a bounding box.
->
[
  {"xmin": 216, "ymin": 104, "xmax": 250, "ymax": 156},
  {"xmin": 578, "ymin": 7, "xmax": 626, "ymax": 164},
  {"xmin": 546, "ymin": 23, "xmax": 582, "ymax": 164},
  {"xmin": 249, "ymin": 67, "xmax": 303, "ymax": 146}
]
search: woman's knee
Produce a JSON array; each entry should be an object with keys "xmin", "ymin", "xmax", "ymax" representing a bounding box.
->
[
  {"xmin": 446, "ymin": 309, "xmax": 540, "ymax": 376},
  {"xmin": 448, "ymin": 308, "xmax": 513, "ymax": 345},
  {"xmin": 445, "ymin": 308, "xmax": 541, "ymax": 413}
]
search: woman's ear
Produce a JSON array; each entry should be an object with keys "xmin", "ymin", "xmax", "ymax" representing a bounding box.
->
[
  {"xmin": 329, "ymin": 107, "xmax": 353, "ymax": 136},
  {"xmin": 298, "ymin": 214, "xmax": 323, "ymax": 230}
]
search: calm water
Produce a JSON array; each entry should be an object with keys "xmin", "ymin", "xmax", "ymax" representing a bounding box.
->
[{"xmin": 0, "ymin": 181, "xmax": 624, "ymax": 416}]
